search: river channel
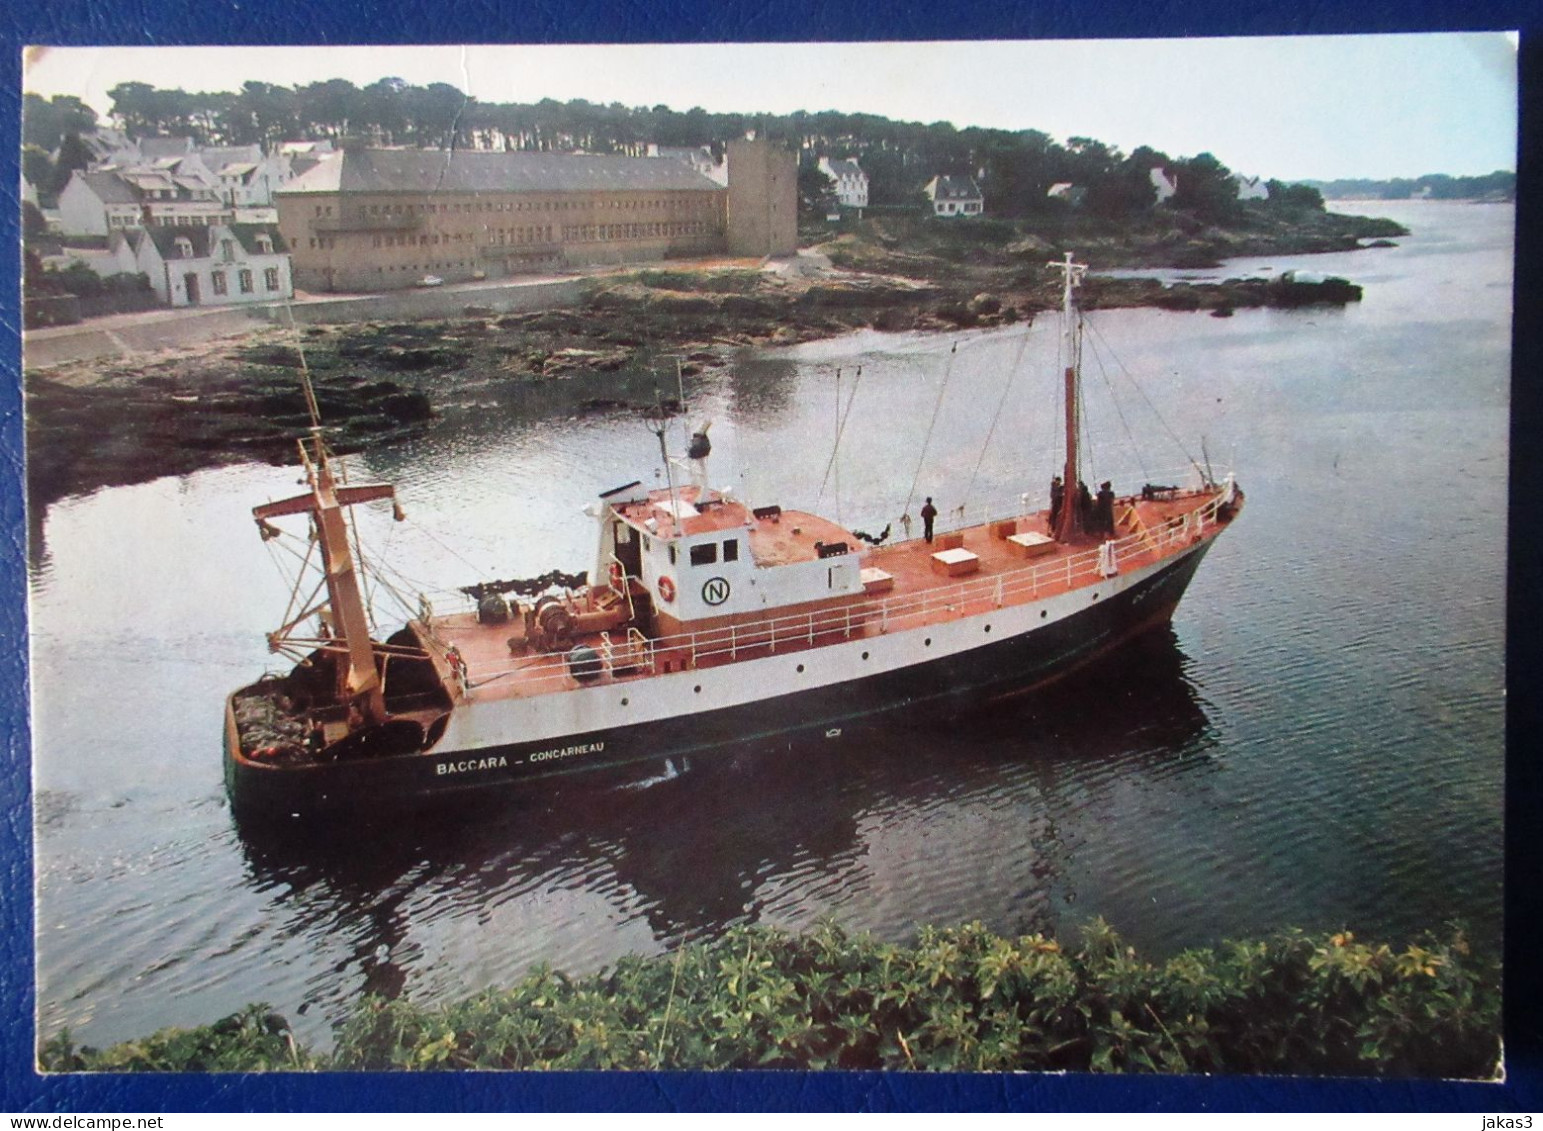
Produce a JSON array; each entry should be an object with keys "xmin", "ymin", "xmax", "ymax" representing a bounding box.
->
[{"xmin": 30, "ymin": 200, "xmax": 1510, "ymax": 1054}]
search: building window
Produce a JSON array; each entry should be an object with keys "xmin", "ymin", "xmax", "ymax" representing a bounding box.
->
[
  {"xmin": 211, "ymin": 271, "xmax": 227, "ymax": 295},
  {"xmin": 238, "ymin": 269, "xmax": 254, "ymax": 293},
  {"xmin": 220, "ymin": 239, "xmax": 235, "ymax": 261},
  {"xmin": 264, "ymin": 267, "xmax": 279, "ymax": 291},
  {"xmin": 175, "ymin": 237, "xmax": 194, "ymax": 258}
]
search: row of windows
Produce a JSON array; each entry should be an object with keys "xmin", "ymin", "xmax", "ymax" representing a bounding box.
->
[
  {"xmin": 371, "ymin": 261, "xmax": 473, "ymax": 273},
  {"xmin": 562, "ymin": 222, "xmax": 707, "ymax": 241},
  {"xmin": 355, "ymin": 195, "xmax": 712, "ymax": 219},
  {"xmin": 208, "ymin": 267, "xmax": 281, "ymax": 294},
  {"xmin": 357, "ymin": 220, "xmax": 709, "ymax": 253},
  {"xmin": 676, "ymin": 539, "xmax": 740, "ymax": 567},
  {"xmin": 175, "ymin": 236, "xmax": 275, "ymax": 260},
  {"xmin": 369, "ymin": 225, "xmax": 554, "ymax": 249}
]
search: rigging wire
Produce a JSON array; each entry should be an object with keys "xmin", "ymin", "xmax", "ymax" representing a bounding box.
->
[
  {"xmin": 1084, "ymin": 332, "xmax": 1150, "ymax": 483},
  {"xmin": 1083, "ymin": 317, "xmax": 1205, "ymax": 478},
  {"xmin": 815, "ymin": 365, "xmax": 864, "ymax": 510},
  {"xmin": 963, "ymin": 328, "xmax": 1033, "ymax": 512},
  {"xmin": 903, "ymin": 341, "xmax": 958, "ymax": 522}
]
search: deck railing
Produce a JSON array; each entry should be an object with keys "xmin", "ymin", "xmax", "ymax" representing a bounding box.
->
[
  {"xmin": 920, "ymin": 465, "xmax": 1228, "ymax": 537},
  {"xmin": 458, "ymin": 480, "xmax": 1234, "ymax": 696}
]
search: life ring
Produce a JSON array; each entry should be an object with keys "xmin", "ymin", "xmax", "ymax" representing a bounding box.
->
[
  {"xmin": 657, "ymin": 576, "xmax": 676, "ymax": 603},
  {"xmin": 609, "ymin": 562, "xmax": 624, "ymax": 589}
]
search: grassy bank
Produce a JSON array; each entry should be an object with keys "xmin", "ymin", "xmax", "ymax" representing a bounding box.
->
[{"xmin": 41, "ymin": 919, "xmax": 1498, "ymax": 1076}]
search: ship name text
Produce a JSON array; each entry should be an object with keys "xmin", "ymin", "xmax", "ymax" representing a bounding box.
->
[
  {"xmin": 528, "ymin": 741, "xmax": 605, "ymax": 764},
  {"xmin": 436, "ymin": 755, "xmax": 510, "ymax": 776}
]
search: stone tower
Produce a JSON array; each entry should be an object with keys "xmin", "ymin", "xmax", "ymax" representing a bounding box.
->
[{"xmin": 726, "ymin": 138, "xmax": 797, "ymax": 257}]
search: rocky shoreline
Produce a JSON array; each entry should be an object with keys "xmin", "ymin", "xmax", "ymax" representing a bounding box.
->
[{"xmin": 24, "ymin": 223, "xmax": 1390, "ymax": 511}]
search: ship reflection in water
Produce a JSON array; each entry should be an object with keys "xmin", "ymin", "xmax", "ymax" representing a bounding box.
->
[{"xmin": 235, "ymin": 628, "xmax": 1212, "ymax": 1026}]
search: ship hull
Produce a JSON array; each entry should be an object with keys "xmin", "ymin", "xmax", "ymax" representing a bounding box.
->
[{"xmin": 227, "ymin": 538, "xmax": 1213, "ymax": 823}]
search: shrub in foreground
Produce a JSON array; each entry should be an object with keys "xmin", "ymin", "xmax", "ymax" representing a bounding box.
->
[{"xmin": 40, "ymin": 921, "xmax": 1499, "ymax": 1076}]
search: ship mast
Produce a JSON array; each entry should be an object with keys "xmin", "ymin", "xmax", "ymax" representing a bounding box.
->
[
  {"xmin": 1050, "ymin": 252, "xmax": 1089, "ymax": 542},
  {"xmin": 252, "ymin": 368, "xmax": 398, "ymax": 727}
]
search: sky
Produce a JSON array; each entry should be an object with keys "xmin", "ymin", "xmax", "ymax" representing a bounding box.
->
[{"xmin": 22, "ymin": 34, "xmax": 1518, "ymax": 181}]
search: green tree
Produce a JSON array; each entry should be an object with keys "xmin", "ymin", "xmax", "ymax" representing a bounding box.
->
[
  {"xmin": 1265, "ymin": 179, "xmax": 1326, "ymax": 211},
  {"xmin": 49, "ymin": 132, "xmax": 93, "ymax": 196},
  {"xmin": 23, "ymin": 93, "xmax": 98, "ymax": 151},
  {"xmin": 21, "ymin": 145, "xmax": 55, "ymax": 196},
  {"xmin": 798, "ymin": 159, "xmax": 839, "ymax": 215},
  {"xmin": 1169, "ymin": 151, "xmax": 1240, "ymax": 221}
]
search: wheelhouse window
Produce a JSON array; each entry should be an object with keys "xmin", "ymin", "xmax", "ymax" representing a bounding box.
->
[
  {"xmin": 689, "ymin": 543, "xmax": 718, "ymax": 567},
  {"xmin": 723, "ymin": 539, "xmax": 739, "ymax": 563}
]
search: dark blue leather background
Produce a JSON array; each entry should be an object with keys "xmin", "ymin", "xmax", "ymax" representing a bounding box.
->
[{"xmin": 1, "ymin": 0, "xmax": 1538, "ymax": 1112}]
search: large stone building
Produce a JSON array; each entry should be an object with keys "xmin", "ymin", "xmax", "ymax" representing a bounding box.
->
[
  {"xmin": 276, "ymin": 148, "xmax": 728, "ymax": 292},
  {"xmin": 275, "ymin": 139, "xmax": 796, "ymax": 292}
]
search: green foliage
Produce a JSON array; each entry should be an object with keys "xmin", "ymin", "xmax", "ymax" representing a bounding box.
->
[
  {"xmin": 1169, "ymin": 152, "xmax": 1241, "ymax": 223},
  {"xmin": 22, "ymin": 93, "xmax": 98, "ymax": 152},
  {"xmin": 40, "ymin": 1005, "xmax": 316, "ymax": 1073},
  {"xmin": 630, "ymin": 269, "xmax": 761, "ymax": 294},
  {"xmin": 44, "ymin": 923, "xmax": 1499, "ymax": 1076},
  {"xmin": 50, "ymin": 133, "xmax": 94, "ymax": 197},
  {"xmin": 1305, "ymin": 171, "xmax": 1515, "ymax": 202},
  {"xmin": 1265, "ymin": 180, "xmax": 1327, "ymax": 212},
  {"xmin": 36, "ymin": 264, "xmax": 152, "ymax": 299}
]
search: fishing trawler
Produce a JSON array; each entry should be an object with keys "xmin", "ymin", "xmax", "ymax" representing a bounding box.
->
[{"xmin": 225, "ymin": 255, "xmax": 1242, "ymax": 821}]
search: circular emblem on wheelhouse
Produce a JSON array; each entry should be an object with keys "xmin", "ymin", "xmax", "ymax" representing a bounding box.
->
[{"xmin": 701, "ymin": 576, "xmax": 731, "ymax": 606}]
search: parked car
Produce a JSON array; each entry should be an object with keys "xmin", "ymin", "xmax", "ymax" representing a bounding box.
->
[{"xmin": 417, "ymin": 275, "xmax": 444, "ymax": 287}]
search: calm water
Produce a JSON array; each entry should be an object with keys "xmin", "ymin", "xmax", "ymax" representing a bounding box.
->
[{"xmin": 31, "ymin": 201, "xmax": 1510, "ymax": 1053}]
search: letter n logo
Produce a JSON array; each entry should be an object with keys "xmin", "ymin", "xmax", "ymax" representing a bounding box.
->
[{"xmin": 702, "ymin": 576, "xmax": 731, "ymax": 606}]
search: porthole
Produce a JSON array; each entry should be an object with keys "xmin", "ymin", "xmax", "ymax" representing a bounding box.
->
[
  {"xmin": 861, "ymin": 651, "xmax": 870, "ymax": 660},
  {"xmin": 796, "ymin": 664, "xmax": 805, "ymax": 673},
  {"xmin": 1040, "ymin": 610, "xmax": 1048, "ymax": 619},
  {"xmin": 694, "ymin": 685, "xmax": 702, "ymax": 694},
  {"xmin": 924, "ymin": 637, "xmax": 932, "ymax": 647},
  {"xmin": 621, "ymin": 697, "xmax": 629, "ymax": 706},
  {"xmin": 984, "ymin": 624, "xmax": 992, "ymax": 634},
  {"xmin": 1092, "ymin": 592, "xmax": 1099, "ymax": 601}
]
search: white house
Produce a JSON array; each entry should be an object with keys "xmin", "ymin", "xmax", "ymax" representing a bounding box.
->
[
  {"xmin": 58, "ymin": 170, "xmax": 144, "ymax": 235},
  {"xmin": 923, "ymin": 175, "xmax": 983, "ymax": 218},
  {"xmin": 1150, "ymin": 166, "xmax": 1178, "ymax": 203},
  {"xmin": 817, "ymin": 157, "xmax": 869, "ymax": 208},
  {"xmin": 44, "ymin": 241, "xmax": 140, "ymax": 278},
  {"xmin": 1047, "ymin": 182, "xmax": 1087, "ymax": 206},
  {"xmin": 1232, "ymin": 173, "xmax": 1269, "ymax": 201},
  {"xmin": 120, "ymin": 222, "xmax": 293, "ymax": 307},
  {"xmin": 57, "ymin": 167, "xmax": 232, "ymax": 236},
  {"xmin": 201, "ymin": 145, "xmax": 293, "ymax": 207}
]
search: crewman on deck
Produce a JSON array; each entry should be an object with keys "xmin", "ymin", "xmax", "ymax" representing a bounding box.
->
[
  {"xmin": 921, "ymin": 497, "xmax": 938, "ymax": 543},
  {"xmin": 1049, "ymin": 476, "xmax": 1064, "ymax": 531},
  {"xmin": 1095, "ymin": 481, "xmax": 1116, "ymax": 536},
  {"xmin": 1077, "ymin": 481, "xmax": 1094, "ymax": 529}
]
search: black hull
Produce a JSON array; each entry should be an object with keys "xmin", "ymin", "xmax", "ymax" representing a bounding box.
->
[{"xmin": 227, "ymin": 543, "xmax": 1212, "ymax": 824}]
